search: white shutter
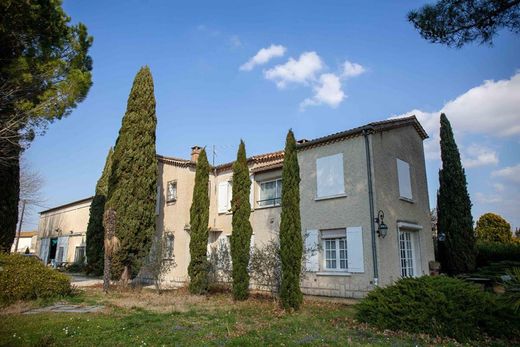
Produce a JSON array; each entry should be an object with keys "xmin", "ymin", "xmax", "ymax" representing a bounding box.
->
[
  {"xmin": 218, "ymin": 182, "xmax": 228, "ymax": 213},
  {"xmin": 40, "ymin": 238, "xmax": 50, "ymax": 264},
  {"xmin": 347, "ymin": 226, "xmax": 364, "ymax": 273},
  {"xmin": 316, "ymin": 153, "xmax": 345, "ymax": 198},
  {"xmin": 397, "ymin": 159, "xmax": 412, "ymax": 200},
  {"xmin": 57, "ymin": 236, "xmax": 69, "ymax": 263},
  {"xmin": 249, "ymin": 174, "xmax": 255, "ymax": 209},
  {"xmin": 304, "ymin": 229, "xmax": 319, "ymax": 272}
]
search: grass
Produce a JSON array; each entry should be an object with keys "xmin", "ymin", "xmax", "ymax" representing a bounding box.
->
[{"xmin": 0, "ymin": 286, "xmax": 503, "ymax": 346}]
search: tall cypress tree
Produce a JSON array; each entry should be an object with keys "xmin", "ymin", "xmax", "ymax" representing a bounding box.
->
[
  {"xmin": 106, "ymin": 66, "xmax": 157, "ymax": 279},
  {"xmin": 0, "ymin": 150, "xmax": 19, "ymax": 252},
  {"xmin": 279, "ymin": 130, "xmax": 303, "ymax": 310},
  {"xmin": 437, "ymin": 113, "xmax": 476, "ymax": 274},
  {"xmin": 85, "ymin": 147, "xmax": 113, "ymax": 275},
  {"xmin": 188, "ymin": 148, "xmax": 210, "ymax": 294},
  {"xmin": 230, "ymin": 140, "xmax": 252, "ymax": 300}
]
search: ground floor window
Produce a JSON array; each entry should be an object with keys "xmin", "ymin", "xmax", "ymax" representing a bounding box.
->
[
  {"xmin": 321, "ymin": 229, "xmax": 347, "ymax": 271},
  {"xmin": 57, "ymin": 247, "xmax": 65, "ymax": 263},
  {"xmin": 74, "ymin": 246, "xmax": 85, "ymax": 263},
  {"xmin": 399, "ymin": 231, "xmax": 415, "ymax": 277}
]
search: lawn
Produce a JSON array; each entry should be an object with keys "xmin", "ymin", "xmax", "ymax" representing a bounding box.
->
[{"xmin": 0, "ymin": 286, "xmax": 481, "ymax": 346}]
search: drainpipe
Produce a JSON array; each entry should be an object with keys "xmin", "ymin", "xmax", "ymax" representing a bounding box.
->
[{"xmin": 363, "ymin": 129, "xmax": 379, "ymax": 286}]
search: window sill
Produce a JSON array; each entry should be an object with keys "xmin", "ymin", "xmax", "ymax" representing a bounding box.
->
[
  {"xmin": 166, "ymin": 199, "xmax": 177, "ymax": 204},
  {"xmin": 399, "ymin": 197, "xmax": 414, "ymax": 203},
  {"xmin": 255, "ymin": 204, "xmax": 281, "ymax": 210},
  {"xmin": 316, "ymin": 271, "xmax": 351, "ymax": 277},
  {"xmin": 315, "ymin": 193, "xmax": 347, "ymax": 201}
]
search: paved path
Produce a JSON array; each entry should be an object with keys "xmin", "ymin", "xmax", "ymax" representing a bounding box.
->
[
  {"xmin": 24, "ymin": 303, "xmax": 104, "ymax": 314},
  {"xmin": 67, "ymin": 273, "xmax": 103, "ymax": 287}
]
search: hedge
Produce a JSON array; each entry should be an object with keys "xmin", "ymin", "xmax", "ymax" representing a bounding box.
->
[
  {"xmin": 0, "ymin": 253, "xmax": 72, "ymax": 305},
  {"xmin": 477, "ymin": 241, "xmax": 520, "ymax": 267}
]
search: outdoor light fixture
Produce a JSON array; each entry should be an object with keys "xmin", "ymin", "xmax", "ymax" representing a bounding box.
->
[
  {"xmin": 375, "ymin": 210, "xmax": 388, "ymax": 238},
  {"xmin": 438, "ymin": 232, "xmax": 446, "ymax": 242}
]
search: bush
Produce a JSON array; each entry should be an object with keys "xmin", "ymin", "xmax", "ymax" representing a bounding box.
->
[
  {"xmin": 477, "ymin": 241, "xmax": 520, "ymax": 267},
  {"xmin": 0, "ymin": 253, "xmax": 72, "ymax": 305},
  {"xmin": 355, "ymin": 276, "xmax": 519, "ymax": 341}
]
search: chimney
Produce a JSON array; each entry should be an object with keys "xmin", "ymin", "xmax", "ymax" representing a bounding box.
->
[
  {"xmin": 191, "ymin": 146, "xmax": 202, "ymax": 162},
  {"xmin": 297, "ymin": 139, "xmax": 309, "ymax": 144}
]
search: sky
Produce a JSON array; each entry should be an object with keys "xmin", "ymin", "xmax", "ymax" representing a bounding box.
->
[{"xmin": 22, "ymin": 0, "xmax": 520, "ymax": 231}]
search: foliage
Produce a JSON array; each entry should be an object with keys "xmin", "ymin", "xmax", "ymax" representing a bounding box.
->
[
  {"xmin": 0, "ymin": 0, "xmax": 93, "ymax": 249},
  {"xmin": 188, "ymin": 148, "xmax": 211, "ymax": 294},
  {"xmin": 230, "ymin": 140, "xmax": 253, "ymax": 300},
  {"xmin": 503, "ymin": 267, "xmax": 520, "ymax": 312},
  {"xmin": 65, "ymin": 260, "xmax": 86, "ymax": 274},
  {"xmin": 408, "ymin": 0, "xmax": 520, "ymax": 48},
  {"xmin": 279, "ymin": 130, "xmax": 303, "ymax": 310},
  {"xmin": 106, "ymin": 67, "xmax": 158, "ymax": 280},
  {"xmin": 208, "ymin": 238, "xmax": 233, "ymax": 286},
  {"xmin": 475, "ymin": 212, "xmax": 513, "ymax": 243},
  {"xmin": 141, "ymin": 233, "xmax": 176, "ymax": 294},
  {"xmin": 476, "ymin": 241, "xmax": 520, "ymax": 267},
  {"xmin": 86, "ymin": 147, "xmax": 113, "ymax": 276},
  {"xmin": 471, "ymin": 260, "xmax": 520, "ymax": 282},
  {"xmin": 356, "ymin": 275, "xmax": 519, "ymax": 341},
  {"xmin": 0, "ymin": 253, "xmax": 72, "ymax": 305},
  {"xmin": 437, "ymin": 113, "xmax": 476, "ymax": 274}
]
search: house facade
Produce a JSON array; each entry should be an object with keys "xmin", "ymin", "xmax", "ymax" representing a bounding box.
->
[
  {"xmin": 36, "ymin": 116, "xmax": 434, "ymax": 298},
  {"xmin": 11, "ymin": 231, "xmax": 38, "ymax": 253}
]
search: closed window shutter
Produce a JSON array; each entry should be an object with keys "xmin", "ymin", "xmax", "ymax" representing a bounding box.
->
[
  {"xmin": 218, "ymin": 182, "xmax": 228, "ymax": 213},
  {"xmin": 249, "ymin": 174, "xmax": 255, "ymax": 209},
  {"xmin": 304, "ymin": 229, "xmax": 319, "ymax": 272},
  {"xmin": 397, "ymin": 159, "xmax": 412, "ymax": 199},
  {"xmin": 316, "ymin": 153, "xmax": 345, "ymax": 198},
  {"xmin": 347, "ymin": 226, "xmax": 364, "ymax": 273}
]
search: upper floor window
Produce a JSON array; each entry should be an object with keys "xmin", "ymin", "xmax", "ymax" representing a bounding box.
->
[
  {"xmin": 316, "ymin": 153, "xmax": 345, "ymax": 198},
  {"xmin": 396, "ymin": 159, "xmax": 412, "ymax": 200},
  {"xmin": 167, "ymin": 180, "xmax": 177, "ymax": 202},
  {"xmin": 258, "ymin": 178, "xmax": 282, "ymax": 207}
]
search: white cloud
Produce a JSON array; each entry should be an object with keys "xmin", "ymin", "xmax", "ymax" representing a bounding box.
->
[
  {"xmin": 239, "ymin": 44, "xmax": 286, "ymax": 71},
  {"xmin": 492, "ymin": 164, "xmax": 520, "ymax": 183},
  {"xmin": 300, "ymin": 73, "xmax": 345, "ymax": 110},
  {"xmin": 391, "ymin": 72, "xmax": 520, "ymax": 160},
  {"xmin": 462, "ymin": 144, "xmax": 499, "ymax": 168},
  {"xmin": 493, "ymin": 183, "xmax": 505, "ymax": 192},
  {"xmin": 264, "ymin": 51, "xmax": 323, "ymax": 88},
  {"xmin": 475, "ymin": 192, "xmax": 503, "ymax": 204},
  {"xmin": 342, "ymin": 61, "xmax": 366, "ymax": 78}
]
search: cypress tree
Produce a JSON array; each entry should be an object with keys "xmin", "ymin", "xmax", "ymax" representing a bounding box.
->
[
  {"xmin": 188, "ymin": 148, "xmax": 211, "ymax": 294},
  {"xmin": 85, "ymin": 147, "xmax": 113, "ymax": 275},
  {"xmin": 279, "ymin": 130, "xmax": 303, "ymax": 310},
  {"xmin": 0, "ymin": 150, "xmax": 19, "ymax": 252},
  {"xmin": 230, "ymin": 140, "xmax": 252, "ymax": 300},
  {"xmin": 437, "ymin": 113, "xmax": 476, "ymax": 274},
  {"xmin": 106, "ymin": 66, "xmax": 158, "ymax": 279}
]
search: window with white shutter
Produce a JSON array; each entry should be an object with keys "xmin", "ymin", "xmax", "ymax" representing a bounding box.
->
[
  {"xmin": 346, "ymin": 227, "xmax": 364, "ymax": 273},
  {"xmin": 397, "ymin": 159, "xmax": 412, "ymax": 200},
  {"xmin": 218, "ymin": 182, "xmax": 228, "ymax": 213},
  {"xmin": 316, "ymin": 153, "xmax": 345, "ymax": 198}
]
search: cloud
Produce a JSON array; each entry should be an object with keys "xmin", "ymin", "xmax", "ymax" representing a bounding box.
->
[
  {"xmin": 239, "ymin": 44, "xmax": 286, "ymax": 71},
  {"xmin": 229, "ymin": 35, "xmax": 242, "ymax": 48},
  {"xmin": 300, "ymin": 73, "xmax": 345, "ymax": 110},
  {"xmin": 342, "ymin": 61, "xmax": 366, "ymax": 78},
  {"xmin": 462, "ymin": 144, "xmax": 499, "ymax": 168},
  {"xmin": 263, "ymin": 51, "xmax": 323, "ymax": 88},
  {"xmin": 475, "ymin": 192, "xmax": 503, "ymax": 204},
  {"xmin": 391, "ymin": 72, "xmax": 520, "ymax": 160},
  {"xmin": 492, "ymin": 164, "xmax": 520, "ymax": 183}
]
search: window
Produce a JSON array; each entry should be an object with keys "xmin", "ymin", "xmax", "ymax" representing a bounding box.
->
[
  {"xmin": 321, "ymin": 229, "xmax": 348, "ymax": 271},
  {"xmin": 167, "ymin": 181, "xmax": 177, "ymax": 202},
  {"xmin": 259, "ymin": 178, "xmax": 282, "ymax": 207},
  {"xmin": 74, "ymin": 246, "xmax": 85, "ymax": 263},
  {"xmin": 399, "ymin": 231, "xmax": 415, "ymax": 277},
  {"xmin": 316, "ymin": 153, "xmax": 345, "ymax": 198},
  {"xmin": 165, "ymin": 234, "xmax": 174, "ymax": 259},
  {"xmin": 57, "ymin": 247, "xmax": 64, "ymax": 263},
  {"xmin": 218, "ymin": 181, "xmax": 232, "ymax": 213},
  {"xmin": 397, "ymin": 159, "xmax": 412, "ymax": 200}
]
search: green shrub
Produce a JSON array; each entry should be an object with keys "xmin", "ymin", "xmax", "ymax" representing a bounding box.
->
[
  {"xmin": 0, "ymin": 253, "xmax": 72, "ymax": 305},
  {"xmin": 477, "ymin": 241, "xmax": 520, "ymax": 267},
  {"xmin": 355, "ymin": 276, "xmax": 518, "ymax": 341}
]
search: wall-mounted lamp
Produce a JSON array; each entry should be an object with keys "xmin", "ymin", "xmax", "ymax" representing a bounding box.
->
[
  {"xmin": 437, "ymin": 232, "xmax": 446, "ymax": 242},
  {"xmin": 375, "ymin": 210, "xmax": 388, "ymax": 238}
]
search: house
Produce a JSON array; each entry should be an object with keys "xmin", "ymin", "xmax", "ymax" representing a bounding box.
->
[
  {"xmin": 11, "ymin": 231, "xmax": 38, "ymax": 253},
  {"xmin": 36, "ymin": 116, "xmax": 434, "ymax": 298},
  {"xmin": 36, "ymin": 197, "xmax": 92, "ymax": 265}
]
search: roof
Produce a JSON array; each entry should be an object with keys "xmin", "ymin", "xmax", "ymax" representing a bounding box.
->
[
  {"xmin": 214, "ymin": 150, "xmax": 284, "ymax": 173},
  {"xmin": 18, "ymin": 231, "xmax": 37, "ymax": 237},
  {"xmin": 157, "ymin": 154, "xmax": 196, "ymax": 168},
  {"xmin": 297, "ymin": 116, "xmax": 428, "ymax": 150},
  {"xmin": 39, "ymin": 196, "xmax": 94, "ymax": 214}
]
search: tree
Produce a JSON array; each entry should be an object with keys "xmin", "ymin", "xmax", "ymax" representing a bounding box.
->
[
  {"xmin": 475, "ymin": 213, "xmax": 513, "ymax": 243},
  {"xmin": 408, "ymin": 0, "xmax": 520, "ymax": 48},
  {"xmin": 279, "ymin": 130, "xmax": 303, "ymax": 310},
  {"xmin": 106, "ymin": 67, "xmax": 157, "ymax": 281},
  {"xmin": 230, "ymin": 140, "xmax": 253, "ymax": 300},
  {"xmin": 188, "ymin": 148, "xmax": 211, "ymax": 294},
  {"xmin": 142, "ymin": 233, "xmax": 176, "ymax": 294},
  {"xmin": 0, "ymin": 0, "xmax": 93, "ymax": 251},
  {"xmin": 437, "ymin": 113, "xmax": 476, "ymax": 274},
  {"xmin": 85, "ymin": 148, "xmax": 113, "ymax": 276}
]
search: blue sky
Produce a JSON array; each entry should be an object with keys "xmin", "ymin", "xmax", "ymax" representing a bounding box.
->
[{"xmin": 22, "ymin": 0, "xmax": 520, "ymax": 230}]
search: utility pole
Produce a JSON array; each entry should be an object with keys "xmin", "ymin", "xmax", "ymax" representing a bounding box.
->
[{"xmin": 14, "ymin": 199, "xmax": 26, "ymax": 253}]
